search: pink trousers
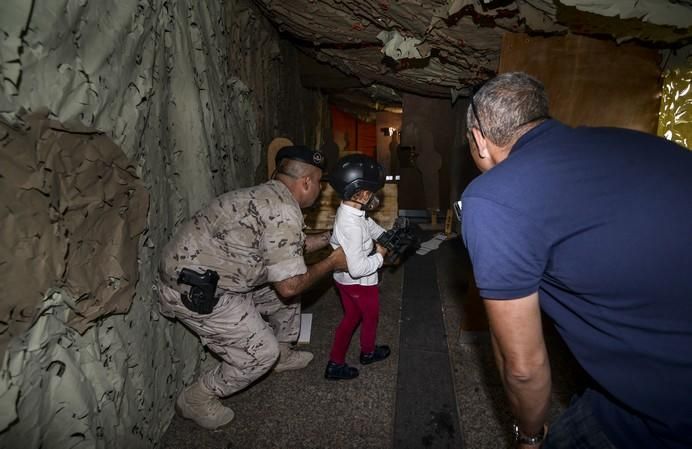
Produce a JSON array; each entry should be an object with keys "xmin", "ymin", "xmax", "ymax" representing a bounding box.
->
[{"xmin": 329, "ymin": 282, "xmax": 380, "ymax": 364}]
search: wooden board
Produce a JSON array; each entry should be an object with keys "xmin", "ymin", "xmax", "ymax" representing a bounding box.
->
[
  {"xmin": 498, "ymin": 33, "xmax": 661, "ymax": 133},
  {"xmin": 267, "ymin": 137, "xmax": 294, "ymax": 178},
  {"xmin": 304, "ymin": 182, "xmax": 398, "ymax": 231}
]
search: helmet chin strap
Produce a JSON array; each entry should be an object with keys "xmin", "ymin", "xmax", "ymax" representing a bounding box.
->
[
  {"xmin": 352, "ymin": 193, "xmax": 380, "ymax": 212},
  {"xmin": 365, "ymin": 194, "xmax": 380, "ymax": 211}
]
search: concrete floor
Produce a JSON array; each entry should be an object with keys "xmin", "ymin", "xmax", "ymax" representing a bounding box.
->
[
  {"xmin": 437, "ymin": 238, "xmax": 586, "ymax": 449},
  {"xmin": 159, "ymin": 236, "xmax": 584, "ymax": 449}
]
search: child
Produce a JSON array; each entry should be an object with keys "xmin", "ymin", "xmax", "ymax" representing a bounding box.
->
[{"xmin": 325, "ymin": 154, "xmax": 391, "ymax": 380}]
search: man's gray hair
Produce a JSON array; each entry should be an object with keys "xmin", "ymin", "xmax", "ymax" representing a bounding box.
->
[{"xmin": 466, "ymin": 72, "xmax": 549, "ymax": 147}]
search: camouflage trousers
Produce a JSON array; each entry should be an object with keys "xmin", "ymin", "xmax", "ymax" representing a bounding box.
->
[{"xmin": 156, "ymin": 277, "xmax": 301, "ymax": 397}]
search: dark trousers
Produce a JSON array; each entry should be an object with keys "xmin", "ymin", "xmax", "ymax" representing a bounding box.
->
[
  {"xmin": 544, "ymin": 391, "xmax": 617, "ymax": 449},
  {"xmin": 328, "ymin": 283, "xmax": 380, "ymax": 364}
]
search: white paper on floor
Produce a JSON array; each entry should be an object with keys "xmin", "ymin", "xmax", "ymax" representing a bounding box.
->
[
  {"xmin": 416, "ymin": 232, "xmax": 457, "ymax": 255},
  {"xmin": 298, "ymin": 313, "xmax": 313, "ymax": 344}
]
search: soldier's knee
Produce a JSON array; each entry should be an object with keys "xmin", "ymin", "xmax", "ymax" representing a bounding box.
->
[{"xmin": 254, "ymin": 337, "xmax": 280, "ymax": 371}]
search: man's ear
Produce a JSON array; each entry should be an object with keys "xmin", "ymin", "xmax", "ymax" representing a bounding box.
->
[
  {"xmin": 303, "ymin": 175, "xmax": 312, "ymax": 192},
  {"xmin": 471, "ymin": 127, "xmax": 490, "ymax": 160}
]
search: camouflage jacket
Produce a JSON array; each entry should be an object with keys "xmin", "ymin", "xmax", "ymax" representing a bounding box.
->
[{"xmin": 159, "ymin": 180, "xmax": 307, "ymax": 293}]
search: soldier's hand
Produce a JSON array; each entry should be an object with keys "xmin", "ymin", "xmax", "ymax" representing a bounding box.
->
[{"xmin": 329, "ymin": 247, "xmax": 348, "ymax": 271}]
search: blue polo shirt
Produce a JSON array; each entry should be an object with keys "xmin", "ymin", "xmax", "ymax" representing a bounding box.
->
[{"xmin": 461, "ymin": 120, "xmax": 692, "ymax": 449}]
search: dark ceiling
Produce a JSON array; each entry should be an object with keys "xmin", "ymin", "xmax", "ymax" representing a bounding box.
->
[{"xmin": 252, "ymin": 0, "xmax": 692, "ymax": 103}]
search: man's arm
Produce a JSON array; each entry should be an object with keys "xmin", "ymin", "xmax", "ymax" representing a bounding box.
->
[
  {"xmin": 304, "ymin": 231, "xmax": 332, "ymax": 253},
  {"xmin": 272, "ymin": 247, "xmax": 346, "ymax": 298},
  {"xmin": 484, "ymin": 292, "xmax": 551, "ymax": 447}
]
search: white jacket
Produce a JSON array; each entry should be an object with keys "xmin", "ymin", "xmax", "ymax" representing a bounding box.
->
[{"xmin": 330, "ymin": 203, "xmax": 385, "ymax": 286}]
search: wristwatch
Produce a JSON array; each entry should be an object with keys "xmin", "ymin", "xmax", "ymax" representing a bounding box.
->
[{"xmin": 512, "ymin": 423, "xmax": 545, "ymax": 446}]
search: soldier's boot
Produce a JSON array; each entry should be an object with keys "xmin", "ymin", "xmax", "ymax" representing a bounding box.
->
[
  {"xmin": 175, "ymin": 380, "xmax": 235, "ymax": 430},
  {"xmin": 274, "ymin": 342, "xmax": 314, "ymax": 372}
]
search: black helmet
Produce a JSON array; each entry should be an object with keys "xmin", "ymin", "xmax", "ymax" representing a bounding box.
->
[{"xmin": 329, "ymin": 154, "xmax": 385, "ymax": 199}]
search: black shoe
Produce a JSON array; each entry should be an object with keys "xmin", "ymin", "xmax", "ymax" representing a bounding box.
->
[
  {"xmin": 324, "ymin": 361, "xmax": 359, "ymax": 380},
  {"xmin": 360, "ymin": 345, "xmax": 391, "ymax": 365}
]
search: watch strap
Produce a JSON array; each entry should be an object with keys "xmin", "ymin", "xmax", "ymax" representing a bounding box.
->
[{"xmin": 512, "ymin": 423, "xmax": 545, "ymax": 445}]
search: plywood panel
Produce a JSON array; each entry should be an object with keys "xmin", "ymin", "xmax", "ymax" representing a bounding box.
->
[
  {"xmin": 499, "ymin": 33, "xmax": 661, "ymax": 133},
  {"xmin": 304, "ymin": 182, "xmax": 398, "ymax": 231},
  {"xmin": 267, "ymin": 137, "xmax": 294, "ymax": 178}
]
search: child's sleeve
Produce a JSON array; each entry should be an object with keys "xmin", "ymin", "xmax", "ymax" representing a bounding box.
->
[
  {"xmin": 334, "ymin": 217, "xmax": 383, "ymax": 278},
  {"xmin": 366, "ymin": 217, "xmax": 386, "ymax": 239}
]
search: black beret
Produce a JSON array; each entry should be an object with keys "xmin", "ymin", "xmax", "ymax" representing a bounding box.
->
[{"xmin": 275, "ymin": 145, "xmax": 326, "ymax": 170}]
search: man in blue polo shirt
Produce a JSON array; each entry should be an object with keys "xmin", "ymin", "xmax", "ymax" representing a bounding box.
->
[{"xmin": 460, "ymin": 72, "xmax": 692, "ymax": 449}]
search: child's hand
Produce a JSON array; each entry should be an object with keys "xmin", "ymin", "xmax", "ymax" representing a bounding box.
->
[{"xmin": 375, "ymin": 243, "xmax": 388, "ymax": 257}]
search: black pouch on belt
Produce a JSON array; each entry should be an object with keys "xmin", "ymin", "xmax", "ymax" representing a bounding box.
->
[{"xmin": 177, "ymin": 268, "xmax": 220, "ymax": 314}]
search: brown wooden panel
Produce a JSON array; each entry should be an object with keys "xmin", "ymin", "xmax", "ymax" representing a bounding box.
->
[
  {"xmin": 267, "ymin": 137, "xmax": 294, "ymax": 179},
  {"xmin": 498, "ymin": 33, "xmax": 661, "ymax": 133}
]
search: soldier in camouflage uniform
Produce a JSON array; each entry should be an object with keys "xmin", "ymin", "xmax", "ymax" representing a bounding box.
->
[{"xmin": 156, "ymin": 146, "xmax": 345, "ymax": 430}]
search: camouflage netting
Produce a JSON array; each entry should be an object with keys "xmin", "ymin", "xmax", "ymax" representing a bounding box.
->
[{"xmin": 0, "ymin": 114, "xmax": 149, "ymax": 349}]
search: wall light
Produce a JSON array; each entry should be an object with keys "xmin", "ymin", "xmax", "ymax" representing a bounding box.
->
[{"xmin": 380, "ymin": 127, "xmax": 397, "ymax": 136}]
